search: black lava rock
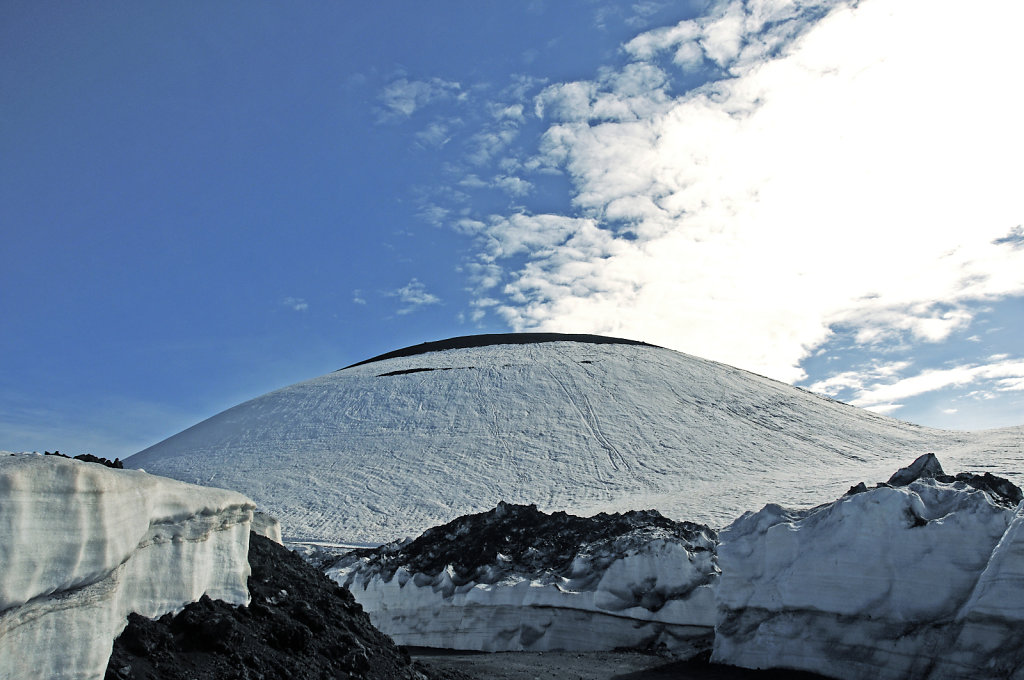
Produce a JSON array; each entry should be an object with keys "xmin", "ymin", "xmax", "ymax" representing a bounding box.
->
[
  {"xmin": 340, "ymin": 501, "xmax": 716, "ymax": 586},
  {"xmin": 106, "ymin": 533, "xmax": 468, "ymax": 680}
]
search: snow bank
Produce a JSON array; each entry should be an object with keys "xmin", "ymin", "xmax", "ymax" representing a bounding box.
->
[
  {"xmin": 713, "ymin": 454, "xmax": 1024, "ymax": 679},
  {"xmin": 329, "ymin": 503, "xmax": 718, "ymax": 655},
  {"xmin": 0, "ymin": 454, "xmax": 255, "ymax": 680}
]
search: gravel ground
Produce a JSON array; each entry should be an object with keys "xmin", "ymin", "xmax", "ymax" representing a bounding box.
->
[{"xmin": 410, "ymin": 649, "xmax": 832, "ymax": 680}]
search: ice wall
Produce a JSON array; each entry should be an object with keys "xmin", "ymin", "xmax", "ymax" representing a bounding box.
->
[
  {"xmin": 329, "ymin": 503, "xmax": 719, "ymax": 655},
  {"xmin": 0, "ymin": 454, "xmax": 255, "ymax": 680},
  {"xmin": 713, "ymin": 456, "xmax": 1024, "ymax": 679},
  {"xmin": 335, "ymin": 540, "xmax": 717, "ymax": 654}
]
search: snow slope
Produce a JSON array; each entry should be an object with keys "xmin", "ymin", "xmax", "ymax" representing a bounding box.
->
[
  {"xmin": 329, "ymin": 502, "xmax": 718, "ymax": 654},
  {"xmin": 0, "ymin": 454, "xmax": 255, "ymax": 680},
  {"xmin": 713, "ymin": 455, "xmax": 1024, "ymax": 679},
  {"xmin": 128, "ymin": 334, "xmax": 1023, "ymax": 545}
]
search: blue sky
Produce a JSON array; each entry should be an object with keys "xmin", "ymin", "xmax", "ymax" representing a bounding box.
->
[{"xmin": 3, "ymin": 0, "xmax": 1022, "ymax": 457}]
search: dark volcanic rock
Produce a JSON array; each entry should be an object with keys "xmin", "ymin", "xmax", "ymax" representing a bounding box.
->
[
  {"xmin": 342, "ymin": 332, "xmax": 657, "ymax": 369},
  {"xmin": 937, "ymin": 471, "xmax": 1024, "ymax": 507},
  {"xmin": 887, "ymin": 453, "xmax": 945, "ymax": 486},
  {"xmin": 339, "ymin": 501, "xmax": 716, "ymax": 586},
  {"xmin": 880, "ymin": 453, "xmax": 1021, "ymax": 507},
  {"xmin": 106, "ymin": 533, "xmax": 467, "ymax": 680},
  {"xmin": 43, "ymin": 450, "xmax": 124, "ymax": 468}
]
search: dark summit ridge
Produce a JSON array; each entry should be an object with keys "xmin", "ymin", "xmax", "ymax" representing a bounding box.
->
[{"xmin": 342, "ymin": 333, "xmax": 658, "ymax": 369}]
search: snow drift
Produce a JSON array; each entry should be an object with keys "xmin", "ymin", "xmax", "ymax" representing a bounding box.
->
[
  {"xmin": 713, "ymin": 454, "xmax": 1024, "ymax": 679},
  {"xmin": 0, "ymin": 454, "xmax": 255, "ymax": 680},
  {"xmin": 329, "ymin": 502, "xmax": 719, "ymax": 654},
  {"xmin": 128, "ymin": 334, "xmax": 1017, "ymax": 545}
]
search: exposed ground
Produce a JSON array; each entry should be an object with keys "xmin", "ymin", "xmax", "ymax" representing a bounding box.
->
[{"xmin": 411, "ymin": 649, "xmax": 832, "ymax": 679}]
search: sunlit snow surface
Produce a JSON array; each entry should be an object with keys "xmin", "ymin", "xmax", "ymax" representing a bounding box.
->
[
  {"xmin": 0, "ymin": 454, "xmax": 255, "ymax": 680},
  {"xmin": 129, "ymin": 340, "xmax": 1024, "ymax": 545}
]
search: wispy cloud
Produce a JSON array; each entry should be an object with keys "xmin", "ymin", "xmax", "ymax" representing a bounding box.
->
[
  {"xmin": 414, "ymin": 120, "xmax": 455, "ymax": 148},
  {"xmin": 388, "ymin": 278, "xmax": 442, "ymax": 315},
  {"xmin": 283, "ymin": 297, "xmax": 309, "ymax": 312},
  {"xmin": 445, "ymin": 0, "xmax": 1024, "ymax": 386},
  {"xmin": 993, "ymin": 226, "xmax": 1024, "ymax": 249},
  {"xmin": 810, "ymin": 357, "xmax": 1024, "ymax": 415},
  {"xmin": 379, "ymin": 77, "xmax": 464, "ymax": 120}
]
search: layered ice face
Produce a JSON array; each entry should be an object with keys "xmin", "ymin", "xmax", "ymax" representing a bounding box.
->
[
  {"xmin": 328, "ymin": 502, "xmax": 720, "ymax": 654},
  {"xmin": 713, "ymin": 454, "xmax": 1024, "ymax": 679},
  {"xmin": 0, "ymin": 454, "xmax": 256, "ymax": 680}
]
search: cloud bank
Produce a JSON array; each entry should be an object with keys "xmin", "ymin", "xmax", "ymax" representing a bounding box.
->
[
  {"xmin": 811, "ymin": 357, "xmax": 1024, "ymax": 415},
  {"xmin": 453, "ymin": 0, "xmax": 1024, "ymax": 385}
]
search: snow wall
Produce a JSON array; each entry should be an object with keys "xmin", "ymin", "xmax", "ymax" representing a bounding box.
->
[
  {"xmin": 713, "ymin": 456, "xmax": 1024, "ymax": 679},
  {"xmin": 330, "ymin": 502, "xmax": 719, "ymax": 655},
  {"xmin": 0, "ymin": 454, "xmax": 256, "ymax": 680}
]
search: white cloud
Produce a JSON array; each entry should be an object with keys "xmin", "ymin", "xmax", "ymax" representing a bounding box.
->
[
  {"xmin": 388, "ymin": 278, "xmax": 442, "ymax": 315},
  {"xmin": 491, "ymin": 103, "xmax": 525, "ymax": 122},
  {"xmin": 418, "ymin": 204, "xmax": 450, "ymax": 227},
  {"xmin": 467, "ymin": 127, "xmax": 520, "ymax": 165},
  {"xmin": 463, "ymin": 261, "xmax": 504, "ymax": 291},
  {"xmin": 534, "ymin": 63, "xmax": 671, "ymax": 123},
  {"xmin": 809, "ymin": 360, "xmax": 911, "ymax": 397},
  {"xmin": 283, "ymin": 297, "xmax": 308, "ymax": 312},
  {"xmin": 493, "ymin": 175, "xmax": 533, "ymax": 197},
  {"xmin": 843, "ymin": 358, "xmax": 1024, "ymax": 411},
  {"xmin": 379, "ymin": 77, "xmax": 463, "ymax": 119},
  {"xmin": 462, "ymin": 213, "xmax": 601, "ymax": 261},
  {"xmin": 865, "ymin": 403, "xmax": 903, "ymax": 415},
  {"xmin": 626, "ymin": 1, "xmax": 674, "ymax": 28},
  {"xmin": 415, "ymin": 121, "xmax": 454, "ymax": 148},
  {"xmin": 622, "ymin": 18, "xmax": 700, "ymax": 60},
  {"xmin": 622, "ymin": 0, "xmax": 834, "ymax": 71},
  {"xmin": 814, "ymin": 358, "xmax": 1024, "ymax": 413},
  {"xmin": 457, "ymin": 0, "xmax": 1024, "ymax": 383},
  {"xmin": 458, "ymin": 172, "xmax": 533, "ymax": 197},
  {"xmin": 993, "ymin": 225, "xmax": 1024, "ymax": 248}
]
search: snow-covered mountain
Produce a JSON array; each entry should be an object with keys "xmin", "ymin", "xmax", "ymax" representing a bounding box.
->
[{"xmin": 128, "ymin": 334, "xmax": 1023, "ymax": 545}]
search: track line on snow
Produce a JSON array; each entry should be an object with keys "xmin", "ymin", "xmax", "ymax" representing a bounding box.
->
[{"xmin": 543, "ymin": 362, "xmax": 628, "ymax": 476}]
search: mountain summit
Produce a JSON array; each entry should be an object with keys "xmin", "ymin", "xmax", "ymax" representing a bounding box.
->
[{"xmin": 128, "ymin": 335, "xmax": 1006, "ymax": 545}]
